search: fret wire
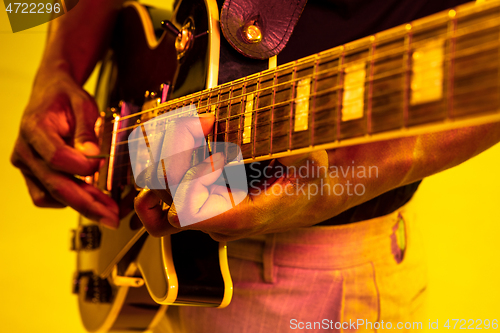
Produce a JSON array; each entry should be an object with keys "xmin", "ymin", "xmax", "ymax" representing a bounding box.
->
[
  {"xmin": 114, "ymin": 61, "xmax": 500, "ymax": 148},
  {"xmin": 289, "ymin": 63, "xmax": 297, "ymax": 151},
  {"xmin": 234, "ymin": 85, "xmax": 241, "ymax": 156},
  {"xmin": 214, "ymin": 89, "xmax": 221, "ymax": 154},
  {"xmin": 108, "ymin": 26, "xmax": 500, "ymax": 144},
  {"xmin": 196, "ymin": 96, "xmax": 207, "ymax": 161},
  {"xmin": 368, "ymin": 46, "xmax": 407, "ymax": 65},
  {"xmin": 217, "ymin": 82, "xmax": 415, "ymax": 134},
  {"xmin": 94, "ymin": 3, "xmax": 500, "ymax": 180},
  {"xmin": 237, "ymin": 82, "xmax": 245, "ymax": 158},
  {"xmin": 447, "ymin": 11, "xmax": 457, "ymax": 120},
  {"xmin": 310, "ymin": 55, "xmax": 319, "ymax": 147},
  {"xmin": 403, "ymin": 24, "xmax": 412, "ymax": 128},
  {"xmin": 113, "ymin": 124, "xmax": 137, "ymax": 134},
  {"xmin": 103, "ymin": 82, "xmax": 500, "ymax": 175},
  {"xmin": 235, "ymin": 85, "xmax": 243, "ymax": 160},
  {"xmin": 270, "ymin": 71, "xmax": 277, "ymax": 155},
  {"xmin": 108, "ymin": 37, "xmax": 452, "ymax": 129},
  {"xmin": 108, "ymin": 64, "xmax": 452, "ymax": 142},
  {"xmin": 367, "ymin": 37, "xmax": 376, "ymax": 135},
  {"xmin": 98, "ymin": 39, "xmax": 425, "ymax": 131},
  {"xmin": 336, "ymin": 47, "xmax": 345, "ymax": 139},
  {"xmin": 113, "ymin": 81, "xmax": 335, "ymax": 138},
  {"xmin": 451, "ymin": 37, "xmax": 500, "ymax": 59},
  {"xmin": 253, "ymin": 73, "xmax": 262, "ymax": 158},
  {"xmin": 116, "ymin": 47, "xmax": 450, "ymax": 130},
  {"xmin": 225, "ymin": 86, "xmax": 233, "ymax": 159},
  {"xmin": 105, "ymin": 73, "xmax": 500, "ymax": 168},
  {"xmin": 219, "ymin": 85, "xmax": 313, "ymax": 121},
  {"xmin": 201, "ymin": 42, "xmax": 408, "ymax": 116},
  {"xmin": 114, "ymin": 42, "xmax": 410, "ymax": 124},
  {"xmin": 110, "ymin": 37, "xmax": 497, "ymax": 143}
]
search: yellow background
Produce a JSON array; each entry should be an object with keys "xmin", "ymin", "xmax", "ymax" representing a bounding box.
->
[{"xmin": 0, "ymin": 1, "xmax": 499, "ymax": 332}]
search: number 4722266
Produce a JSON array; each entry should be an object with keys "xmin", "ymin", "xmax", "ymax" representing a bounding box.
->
[
  {"xmin": 5, "ymin": 2, "xmax": 61, "ymax": 14},
  {"xmin": 444, "ymin": 319, "xmax": 498, "ymax": 329}
]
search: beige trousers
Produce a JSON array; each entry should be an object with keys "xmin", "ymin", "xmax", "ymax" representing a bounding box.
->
[{"xmin": 155, "ymin": 199, "xmax": 427, "ymax": 332}]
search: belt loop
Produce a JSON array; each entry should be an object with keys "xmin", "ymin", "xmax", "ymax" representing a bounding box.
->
[{"xmin": 263, "ymin": 233, "xmax": 277, "ymax": 283}]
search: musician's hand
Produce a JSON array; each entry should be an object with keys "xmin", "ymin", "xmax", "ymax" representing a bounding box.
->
[
  {"xmin": 134, "ymin": 115, "xmax": 347, "ymax": 241},
  {"xmin": 11, "ymin": 70, "xmax": 119, "ymax": 228}
]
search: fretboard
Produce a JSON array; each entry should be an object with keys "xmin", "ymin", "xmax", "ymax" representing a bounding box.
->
[{"xmin": 137, "ymin": 0, "xmax": 500, "ymax": 164}]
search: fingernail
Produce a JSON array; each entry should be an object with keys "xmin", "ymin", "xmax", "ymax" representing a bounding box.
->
[
  {"xmin": 100, "ymin": 217, "xmax": 119, "ymax": 230},
  {"xmin": 197, "ymin": 113, "xmax": 214, "ymax": 118}
]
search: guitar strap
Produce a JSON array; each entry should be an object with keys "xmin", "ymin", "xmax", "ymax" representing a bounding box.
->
[{"xmin": 220, "ymin": 0, "xmax": 308, "ymax": 59}]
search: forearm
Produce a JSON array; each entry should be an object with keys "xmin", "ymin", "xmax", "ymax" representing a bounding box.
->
[
  {"xmin": 327, "ymin": 123, "xmax": 500, "ymax": 213},
  {"xmin": 38, "ymin": 0, "xmax": 124, "ymax": 84},
  {"xmin": 402, "ymin": 123, "xmax": 500, "ymax": 184}
]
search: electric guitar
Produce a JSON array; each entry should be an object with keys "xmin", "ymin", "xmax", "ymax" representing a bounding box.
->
[{"xmin": 72, "ymin": 0, "xmax": 500, "ymax": 331}]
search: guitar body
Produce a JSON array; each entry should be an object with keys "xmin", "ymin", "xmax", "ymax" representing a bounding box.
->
[{"xmin": 73, "ymin": 1, "xmax": 231, "ymax": 332}]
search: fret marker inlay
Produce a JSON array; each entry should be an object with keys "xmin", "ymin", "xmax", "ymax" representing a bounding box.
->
[
  {"xmin": 294, "ymin": 78, "xmax": 311, "ymax": 132},
  {"xmin": 342, "ymin": 62, "xmax": 366, "ymax": 122},
  {"xmin": 410, "ymin": 39, "xmax": 444, "ymax": 105},
  {"xmin": 243, "ymin": 93, "xmax": 255, "ymax": 144}
]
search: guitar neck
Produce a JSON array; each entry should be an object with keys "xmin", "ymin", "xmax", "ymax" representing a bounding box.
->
[{"xmin": 147, "ymin": 0, "xmax": 500, "ymax": 164}]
